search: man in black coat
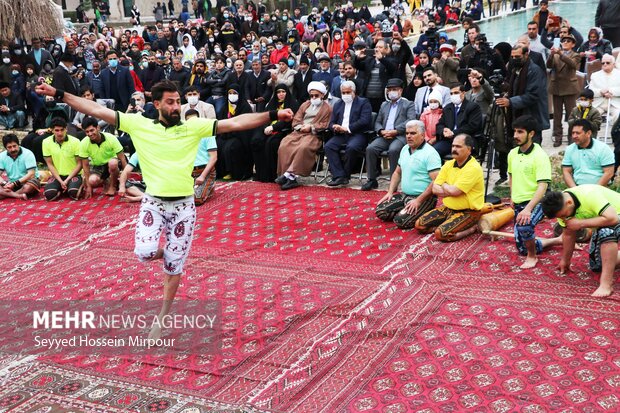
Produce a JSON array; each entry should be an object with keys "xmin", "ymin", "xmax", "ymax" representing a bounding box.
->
[
  {"xmin": 51, "ymin": 54, "xmax": 79, "ymax": 96},
  {"xmin": 244, "ymin": 58, "xmax": 272, "ymax": 112},
  {"xmin": 27, "ymin": 38, "xmax": 54, "ymax": 75},
  {"xmin": 435, "ymin": 84, "xmax": 484, "ymax": 159},
  {"xmin": 168, "ymin": 57, "xmax": 190, "ymax": 91},
  {"xmin": 292, "ymin": 55, "xmax": 313, "ymax": 103},
  {"xmin": 353, "ymin": 40, "xmax": 398, "ymax": 112},
  {"xmin": 100, "ymin": 50, "xmax": 136, "ymax": 111}
]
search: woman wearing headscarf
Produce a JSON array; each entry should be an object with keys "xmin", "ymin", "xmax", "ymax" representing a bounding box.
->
[
  {"xmin": 251, "ymin": 83, "xmax": 300, "ymax": 182},
  {"xmin": 577, "ymin": 27, "xmax": 613, "ymax": 71},
  {"xmin": 215, "ymin": 83, "xmax": 255, "ymax": 180},
  {"xmin": 276, "ymin": 81, "xmax": 332, "ymax": 190}
]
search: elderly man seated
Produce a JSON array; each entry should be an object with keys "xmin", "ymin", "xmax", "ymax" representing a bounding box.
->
[
  {"xmin": 375, "ymin": 120, "xmax": 441, "ymax": 228},
  {"xmin": 363, "ymin": 78, "xmax": 417, "ymax": 191},
  {"xmin": 276, "ymin": 81, "xmax": 333, "ymax": 190},
  {"xmin": 589, "ymin": 54, "xmax": 620, "ymax": 138},
  {"xmin": 415, "ymin": 134, "xmax": 486, "ymax": 241}
]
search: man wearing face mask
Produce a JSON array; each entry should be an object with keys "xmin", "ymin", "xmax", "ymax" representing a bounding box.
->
[
  {"xmin": 325, "ymin": 80, "xmax": 372, "ymax": 187},
  {"xmin": 363, "ymin": 79, "xmax": 416, "ymax": 191},
  {"xmin": 181, "ymin": 86, "xmax": 216, "ymax": 120},
  {"xmin": 496, "ymin": 45, "xmax": 549, "ymax": 145},
  {"xmin": 100, "ymin": 50, "xmax": 136, "ymax": 112},
  {"xmin": 434, "ymin": 84, "xmax": 483, "ymax": 159},
  {"xmin": 139, "ymin": 55, "xmax": 165, "ymax": 100}
]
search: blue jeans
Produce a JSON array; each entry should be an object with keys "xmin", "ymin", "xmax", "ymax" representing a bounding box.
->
[
  {"xmin": 514, "ymin": 202, "xmax": 543, "ymax": 255},
  {"xmin": 0, "ymin": 110, "xmax": 26, "ymax": 128}
]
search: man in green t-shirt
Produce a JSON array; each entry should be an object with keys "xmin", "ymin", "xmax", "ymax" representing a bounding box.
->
[
  {"xmin": 36, "ymin": 80, "xmax": 294, "ymax": 342},
  {"xmin": 508, "ymin": 115, "xmax": 562, "ymax": 269},
  {"xmin": 41, "ymin": 117, "xmax": 83, "ymax": 201},
  {"xmin": 542, "ymin": 185, "xmax": 620, "ymax": 298},
  {"xmin": 79, "ymin": 116, "xmax": 127, "ymax": 198}
]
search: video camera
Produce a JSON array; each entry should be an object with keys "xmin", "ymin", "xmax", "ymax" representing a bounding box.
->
[{"xmin": 488, "ymin": 69, "xmax": 504, "ymax": 96}]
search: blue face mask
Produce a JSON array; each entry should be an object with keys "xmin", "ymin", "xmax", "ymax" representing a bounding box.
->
[
  {"xmin": 288, "ymin": 59, "xmax": 295, "ymax": 67},
  {"xmin": 108, "ymin": 58, "xmax": 118, "ymax": 68},
  {"xmin": 11, "ymin": 70, "xmax": 19, "ymax": 76}
]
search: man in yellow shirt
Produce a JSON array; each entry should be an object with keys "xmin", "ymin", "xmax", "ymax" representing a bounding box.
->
[
  {"xmin": 415, "ymin": 134, "xmax": 485, "ymax": 241},
  {"xmin": 41, "ymin": 117, "xmax": 83, "ymax": 201},
  {"xmin": 36, "ymin": 80, "xmax": 294, "ymax": 342}
]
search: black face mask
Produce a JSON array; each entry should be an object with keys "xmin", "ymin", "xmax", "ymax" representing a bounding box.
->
[
  {"xmin": 195, "ymin": 68, "xmax": 204, "ymax": 75},
  {"xmin": 511, "ymin": 57, "xmax": 524, "ymax": 68},
  {"xmin": 45, "ymin": 100, "xmax": 57, "ymax": 108},
  {"xmin": 148, "ymin": 61, "xmax": 157, "ymax": 69}
]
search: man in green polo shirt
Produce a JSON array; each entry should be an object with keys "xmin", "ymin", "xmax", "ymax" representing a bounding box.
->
[
  {"xmin": 41, "ymin": 117, "xmax": 83, "ymax": 201},
  {"xmin": 375, "ymin": 120, "xmax": 441, "ymax": 229},
  {"xmin": 35, "ymin": 80, "xmax": 294, "ymax": 342},
  {"xmin": 0, "ymin": 134, "xmax": 40, "ymax": 200},
  {"xmin": 508, "ymin": 115, "xmax": 562, "ymax": 269},
  {"xmin": 542, "ymin": 184, "xmax": 620, "ymax": 297},
  {"xmin": 79, "ymin": 116, "xmax": 127, "ymax": 198}
]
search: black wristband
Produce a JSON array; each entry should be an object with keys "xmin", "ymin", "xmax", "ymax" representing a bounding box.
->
[
  {"xmin": 269, "ymin": 110, "xmax": 278, "ymax": 122},
  {"xmin": 54, "ymin": 89, "xmax": 65, "ymax": 101}
]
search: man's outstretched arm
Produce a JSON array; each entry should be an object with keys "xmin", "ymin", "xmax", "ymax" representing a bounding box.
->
[
  {"xmin": 217, "ymin": 109, "xmax": 294, "ymax": 134},
  {"xmin": 35, "ymin": 83, "xmax": 116, "ymax": 126}
]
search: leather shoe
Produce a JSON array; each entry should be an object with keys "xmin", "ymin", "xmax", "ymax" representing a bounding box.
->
[
  {"xmin": 275, "ymin": 175, "xmax": 288, "ymax": 185},
  {"xmin": 327, "ymin": 177, "xmax": 349, "ymax": 187},
  {"xmin": 361, "ymin": 179, "xmax": 378, "ymax": 191},
  {"xmin": 281, "ymin": 179, "xmax": 300, "ymax": 190}
]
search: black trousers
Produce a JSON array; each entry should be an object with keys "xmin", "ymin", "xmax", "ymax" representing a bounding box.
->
[{"xmin": 251, "ymin": 129, "xmax": 286, "ymax": 182}]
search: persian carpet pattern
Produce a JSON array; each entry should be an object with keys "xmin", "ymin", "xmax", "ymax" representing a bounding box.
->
[{"xmin": 0, "ymin": 183, "xmax": 619, "ymax": 412}]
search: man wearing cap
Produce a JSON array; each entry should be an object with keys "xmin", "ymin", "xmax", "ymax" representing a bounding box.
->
[
  {"xmin": 268, "ymin": 57, "xmax": 295, "ymax": 93},
  {"xmin": 51, "ymin": 53, "xmax": 79, "ymax": 96},
  {"xmin": 0, "ymin": 81, "xmax": 26, "ymax": 130},
  {"xmin": 292, "ymin": 55, "xmax": 314, "ymax": 103},
  {"xmin": 363, "ymin": 78, "xmax": 416, "ymax": 191},
  {"xmin": 277, "ymin": 81, "xmax": 333, "ymax": 189},
  {"xmin": 547, "ymin": 33, "xmax": 581, "ymax": 147},
  {"xmin": 325, "ymin": 80, "xmax": 372, "ymax": 187},
  {"xmin": 568, "ymin": 89, "xmax": 602, "ymax": 140},
  {"xmin": 313, "ymin": 53, "xmax": 337, "ymax": 90}
]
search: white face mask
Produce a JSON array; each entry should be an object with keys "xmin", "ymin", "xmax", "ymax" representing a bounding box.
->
[
  {"xmin": 310, "ymin": 97, "xmax": 322, "ymax": 106},
  {"xmin": 342, "ymin": 94, "xmax": 353, "ymax": 104},
  {"xmin": 577, "ymin": 100, "xmax": 591, "ymax": 108},
  {"xmin": 450, "ymin": 94, "xmax": 462, "ymax": 106},
  {"xmin": 388, "ymin": 91, "xmax": 400, "ymax": 101},
  {"xmin": 228, "ymin": 93, "xmax": 239, "ymax": 103},
  {"xmin": 187, "ymin": 95, "xmax": 199, "ymax": 105},
  {"xmin": 429, "ymin": 102, "xmax": 440, "ymax": 110},
  {"xmin": 2, "ymin": 58, "xmax": 10, "ymax": 64}
]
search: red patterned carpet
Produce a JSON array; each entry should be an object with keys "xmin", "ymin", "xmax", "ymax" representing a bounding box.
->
[{"xmin": 0, "ymin": 182, "xmax": 619, "ymax": 412}]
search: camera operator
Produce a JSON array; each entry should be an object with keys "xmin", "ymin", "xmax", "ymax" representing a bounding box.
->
[
  {"xmin": 467, "ymin": 34, "xmax": 506, "ymax": 82},
  {"xmin": 416, "ymin": 22, "xmax": 440, "ymax": 54}
]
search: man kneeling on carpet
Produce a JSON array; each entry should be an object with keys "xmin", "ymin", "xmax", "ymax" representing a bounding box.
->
[
  {"xmin": 542, "ymin": 184, "xmax": 620, "ymax": 298},
  {"xmin": 415, "ymin": 134, "xmax": 485, "ymax": 241},
  {"xmin": 376, "ymin": 120, "xmax": 441, "ymax": 229},
  {"xmin": 79, "ymin": 116, "xmax": 127, "ymax": 198},
  {"xmin": 0, "ymin": 134, "xmax": 41, "ymax": 200},
  {"xmin": 42, "ymin": 117, "xmax": 83, "ymax": 201},
  {"xmin": 508, "ymin": 115, "xmax": 562, "ymax": 269}
]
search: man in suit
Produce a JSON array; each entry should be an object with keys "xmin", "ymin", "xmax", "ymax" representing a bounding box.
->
[
  {"xmin": 244, "ymin": 58, "xmax": 272, "ymax": 112},
  {"xmin": 100, "ymin": 50, "xmax": 136, "ymax": 112},
  {"xmin": 435, "ymin": 85, "xmax": 483, "ymax": 159},
  {"xmin": 362, "ymin": 78, "xmax": 417, "ymax": 191},
  {"xmin": 27, "ymin": 38, "xmax": 54, "ymax": 75},
  {"xmin": 51, "ymin": 54, "xmax": 79, "ymax": 97},
  {"xmin": 85, "ymin": 60, "xmax": 104, "ymax": 98},
  {"xmin": 292, "ymin": 55, "xmax": 313, "ymax": 103},
  {"xmin": 414, "ymin": 67, "xmax": 450, "ymax": 117},
  {"xmin": 325, "ymin": 80, "xmax": 373, "ymax": 187}
]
